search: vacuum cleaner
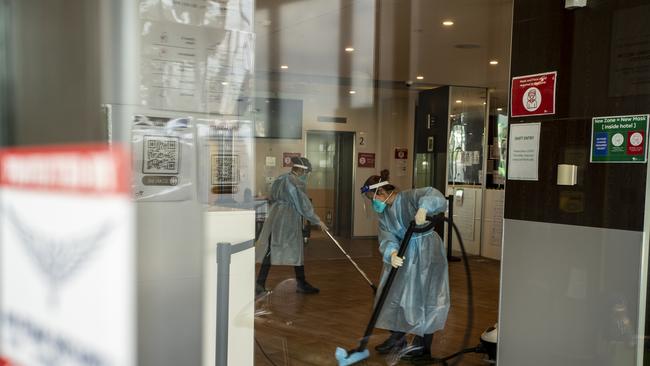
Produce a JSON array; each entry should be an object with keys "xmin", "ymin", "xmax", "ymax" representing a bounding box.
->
[
  {"xmin": 412, "ymin": 324, "xmax": 497, "ymax": 365},
  {"xmin": 335, "ymin": 208, "xmax": 496, "ymax": 366},
  {"xmin": 335, "ymin": 216, "xmax": 439, "ymax": 366}
]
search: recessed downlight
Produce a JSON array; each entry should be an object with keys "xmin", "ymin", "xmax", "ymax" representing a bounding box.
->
[
  {"xmin": 455, "ymin": 100, "xmax": 463, "ymax": 104},
  {"xmin": 489, "ymin": 60, "xmax": 499, "ymax": 65},
  {"xmin": 345, "ymin": 47, "xmax": 355, "ymax": 52},
  {"xmin": 349, "ymin": 90, "xmax": 356, "ymax": 94},
  {"xmin": 280, "ymin": 65, "xmax": 289, "ymax": 69},
  {"xmin": 497, "ymin": 107, "xmax": 503, "ymax": 111},
  {"xmin": 443, "ymin": 20, "xmax": 454, "ymax": 26},
  {"xmin": 416, "ymin": 76, "xmax": 424, "ymax": 80}
]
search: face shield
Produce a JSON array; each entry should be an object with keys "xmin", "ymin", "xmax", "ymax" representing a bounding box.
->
[
  {"xmin": 359, "ymin": 180, "xmax": 391, "ymax": 216},
  {"xmin": 292, "ymin": 163, "xmax": 311, "ymax": 183}
]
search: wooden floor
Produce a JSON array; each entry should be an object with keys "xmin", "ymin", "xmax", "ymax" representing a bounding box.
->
[{"xmin": 254, "ymin": 232, "xmax": 501, "ymax": 366}]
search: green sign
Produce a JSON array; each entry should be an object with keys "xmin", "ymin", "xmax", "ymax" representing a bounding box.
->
[{"xmin": 591, "ymin": 114, "xmax": 649, "ymax": 163}]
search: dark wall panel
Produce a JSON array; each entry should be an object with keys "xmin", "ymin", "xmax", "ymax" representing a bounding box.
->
[{"xmin": 506, "ymin": 0, "xmax": 650, "ymax": 231}]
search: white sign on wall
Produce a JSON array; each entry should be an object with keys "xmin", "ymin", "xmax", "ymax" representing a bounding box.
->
[
  {"xmin": 0, "ymin": 145, "xmax": 135, "ymax": 366},
  {"xmin": 508, "ymin": 123, "xmax": 541, "ymax": 181}
]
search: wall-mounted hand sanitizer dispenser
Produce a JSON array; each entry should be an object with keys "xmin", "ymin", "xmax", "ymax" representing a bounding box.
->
[{"xmin": 557, "ymin": 164, "xmax": 578, "ymax": 186}]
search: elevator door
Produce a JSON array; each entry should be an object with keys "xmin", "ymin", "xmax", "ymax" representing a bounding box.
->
[{"xmin": 306, "ymin": 131, "xmax": 354, "ymax": 238}]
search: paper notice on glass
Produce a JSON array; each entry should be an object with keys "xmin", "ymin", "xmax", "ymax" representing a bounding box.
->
[
  {"xmin": 139, "ymin": 18, "xmax": 254, "ymax": 114},
  {"xmin": 508, "ymin": 123, "xmax": 541, "ymax": 181},
  {"xmin": 204, "ymin": 30, "xmax": 255, "ymax": 115},
  {"xmin": 140, "ymin": 21, "xmax": 203, "ymax": 112},
  {"xmin": 396, "ymin": 159, "xmax": 407, "ymax": 177},
  {"xmin": 265, "ymin": 156, "xmax": 276, "ymax": 167},
  {"xmin": 139, "ymin": 0, "xmax": 253, "ymax": 32}
]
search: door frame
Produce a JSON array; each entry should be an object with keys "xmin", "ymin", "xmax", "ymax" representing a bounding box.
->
[{"xmin": 304, "ymin": 130, "xmax": 356, "ymax": 237}]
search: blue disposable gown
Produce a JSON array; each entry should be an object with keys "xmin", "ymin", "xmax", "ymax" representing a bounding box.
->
[
  {"xmin": 255, "ymin": 173, "xmax": 321, "ymax": 266},
  {"xmin": 375, "ymin": 187, "xmax": 450, "ymax": 336}
]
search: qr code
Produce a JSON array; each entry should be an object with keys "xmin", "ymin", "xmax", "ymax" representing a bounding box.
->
[
  {"xmin": 143, "ymin": 135, "xmax": 180, "ymax": 174},
  {"xmin": 211, "ymin": 154, "xmax": 239, "ymax": 185}
]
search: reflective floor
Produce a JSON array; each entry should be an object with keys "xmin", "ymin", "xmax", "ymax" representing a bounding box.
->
[{"xmin": 254, "ymin": 233, "xmax": 500, "ymax": 365}]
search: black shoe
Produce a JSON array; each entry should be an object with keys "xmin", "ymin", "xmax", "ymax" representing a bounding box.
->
[
  {"xmin": 296, "ymin": 281, "xmax": 320, "ymax": 294},
  {"xmin": 375, "ymin": 333, "xmax": 406, "ymax": 354}
]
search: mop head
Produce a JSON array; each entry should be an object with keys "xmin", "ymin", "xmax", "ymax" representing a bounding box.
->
[{"xmin": 335, "ymin": 347, "xmax": 370, "ymax": 366}]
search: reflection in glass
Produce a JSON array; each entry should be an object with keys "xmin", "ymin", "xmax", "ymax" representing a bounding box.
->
[{"xmin": 447, "ymin": 86, "xmax": 487, "ymax": 185}]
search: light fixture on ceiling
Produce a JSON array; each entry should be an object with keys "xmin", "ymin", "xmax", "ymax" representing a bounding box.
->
[
  {"xmin": 221, "ymin": 82, "xmax": 228, "ymax": 86},
  {"xmin": 349, "ymin": 90, "xmax": 356, "ymax": 94},
  {"xmin": 489, "ymin": 60, "xmax": 499, "ymax": 65},
  {"xmin": 456, "ymin": 100, "xmax": 463, "ymax": 104},
  {"xmin": 483, "ymin": 102, "xmax": 487, "ymax": 105},
  {"xmin": 442, "ymin": 20, "xmax": 454, "ymax": 26},
  {"xmin": 345, "ymin": 47, "xmax": 355, "ymax": 52},
  {"xmin": 497, "ymin": 107, "xmax": 503, "ymax": 111},
  {"xmin": 280, "ymin": 65, "xmax": 289, "ymax": 69},
  {"xmin": 416, "ymin": 76, "xmax": 424, "ymax": 80}
]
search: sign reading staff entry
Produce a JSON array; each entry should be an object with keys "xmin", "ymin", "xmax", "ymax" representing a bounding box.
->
[{"xmin": 591, "ymin": 114, "xmax": 649, "ymax": 163}]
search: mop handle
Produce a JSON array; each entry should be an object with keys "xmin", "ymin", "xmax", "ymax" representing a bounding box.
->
[
  {"xmin": 355, "ymin": 216, "xmax": 439, "ymax": 352},
  {"xmin": 323, "ymin": 228, "xmax": 378, "ymax": 293}
]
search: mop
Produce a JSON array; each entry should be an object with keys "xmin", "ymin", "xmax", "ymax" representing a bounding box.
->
[
  {"xmin": 335, "ymin": 216, "xmax": 439, "ymax": 366},
  {"xmin": 322, "ymin": 228, "xmax": 378, "ymax": 293}
]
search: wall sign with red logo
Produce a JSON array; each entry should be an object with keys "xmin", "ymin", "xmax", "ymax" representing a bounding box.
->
[
  {"xmin": 358, "ymin": 153, "xmax": 376, "ymax": 168},
  {"xmin": 511, "ymin": 71, "xmax": 557, "ymax": 118},
  {"xmin": 395, "ymin": 148, "xmax": 408, "ymax": 160},
  {"xmin": 283, "ymin": 152, "xmax": 301, "ymax": 167}
]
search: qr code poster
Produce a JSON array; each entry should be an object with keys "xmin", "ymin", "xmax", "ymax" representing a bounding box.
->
[
  {"xmin": 211, "ymin": 154, "xmax": 239, "ymax": 186},
  {"xmin": 132, "ymin": 119, "xmax": 195, "ymax": 202},
  {"xmin": 142, "ymin": 136, "xmax": 180, "ymax": 174}
]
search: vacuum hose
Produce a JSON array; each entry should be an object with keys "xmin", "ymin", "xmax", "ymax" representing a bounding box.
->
[{"xmin": 414, "ymin": 217, "xmax": 474, "ymax": 366}]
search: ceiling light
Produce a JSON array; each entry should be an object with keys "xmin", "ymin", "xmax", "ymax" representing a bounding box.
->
[
  {"xmin": 456, "ymin": 100, "xmax": 462, "ymax": 104},
  {"xmin": 349, "ymin": 90, "xmax": 356, "ymax": 94},
  {"xmin": 416, "ymin": 76, "xmax": 424, "ymax": 80},
  {"xmin": 442, "ymin": 20, "xmax": 454, "ymax": 26},
  {"xmin": 221, "ymin": 82, "xmax": 228, "ymax": 86},
  {"xmin": 280, "ymin": 65, "xmax": 289, "ymax": 69},
  {"xmin": 483, "ymin": 102, "xmax": 487, "ymax": 105},
  {"xmin": 489, "ymin": 60, "xmax": 499, "ymax": 65},
  {"xmin": 345, "ymin": 47, "xmax": 355, "ymax": 52},
  {"xmin": 497, "ymin": 107, "xmax": 503, "ymax": 111}
]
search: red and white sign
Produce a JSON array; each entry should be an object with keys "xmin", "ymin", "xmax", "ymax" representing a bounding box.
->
[
  {"xmin": 395, "ymin": 148, "xmax": 408, "ymax": 160},
  {"xmin": 0, "ymin": 144, "xmax": 135, "ymax": 366},
  {"xmin": 511, "ymin": 71, "xmax": 557, "ymax": 117},
  {"xmin": 358, "ymin": 153, "xmax": 376, "ymax": 168},
  {"xmin": 628, "ymin": 131, "xmax": 645, "ymax": 155},
  {"xmin": 283, "ymin": 152, "xmax": 301, "ymax": 167}
]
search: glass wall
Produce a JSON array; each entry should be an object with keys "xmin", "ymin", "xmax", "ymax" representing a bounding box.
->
[
  {"xmin": 0, "ymin": 1, "xmax": 514, "ymax": 365},
  {"xmin": 252, "ymin": 1, "xmax": 512, "ymax": 365}
]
